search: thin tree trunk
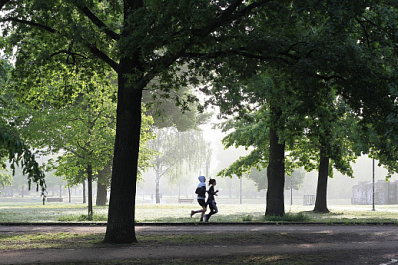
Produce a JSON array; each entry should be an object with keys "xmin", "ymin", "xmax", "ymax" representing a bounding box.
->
[
  {"xmin": 313, "ymin": 147, "xmax": 330, "ymax": 213},
  {"xmin": 87, "ymin": 164, "xmax": 93, "ymax": 220},
  {"xmin": 155, "ymin": 171, "xmax": 161, "ymax": 204},
  {"xmin": 82, "ymin": 181, "xmax": 86, "ymax": 204}
]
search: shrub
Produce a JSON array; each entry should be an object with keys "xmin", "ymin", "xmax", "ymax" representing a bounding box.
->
[{"xmin": 262, "ymin": 212, "xmax": 310, "ymax": 222}]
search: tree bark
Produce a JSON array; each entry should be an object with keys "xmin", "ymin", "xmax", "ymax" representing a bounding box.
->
[
  {"xmin": 82, "ymin": 181, "xmax": 86, "ymax": 204},
  {"xmin": 313, "ymin": 147, "xmax": 330, "ymax": 213},
  {"xmin": 87, "ymin": 164, "xmax": 93, "ymax": 220},
  {"xmin": 265, "ymin": 125, "xmax": 285, "ymax": 216},
  {"xmin": 96, "ymin": 182, "xmax": 108, "ymax": 206},
  {"xmin": 104, "ymin": 10, "xmax": 144, "ymax": 241},
  {"xmin": 96, "ymin": 164, "xmax": 111, "ymax": 206}
]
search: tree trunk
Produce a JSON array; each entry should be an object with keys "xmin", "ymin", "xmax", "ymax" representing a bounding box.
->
[
  {"xmin": 96, "ymin": 165, "xmax": 110, "ymax": 206},
  {"xmin": 155, "ymin": 171, "xmax": 161, "ymax": 204},
  {"xmin": 82, "ymin": 181, "xmax": 86, "ymax": 204},
  {"xmin": 87, "ymin": 164, "xmax": 93, "ymax": 220},
  {"xmin": 104, "ymin": 24, "xmax": 144, "ymax": 242},
  {"xmin": 96, "ymin": 182, "xmax": 108, "ymax": 206},
  {"xmin": 313, "ymin": 147, "xmax": 330, "ymax": 213},
  {"xmin": 265, "ymin": 112, "xmax": 285, "ymax": 216}
]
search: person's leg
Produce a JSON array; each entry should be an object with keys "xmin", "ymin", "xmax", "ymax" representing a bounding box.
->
[
  {"xmin": 200, "ymin": 206, "xmax": 206, "ymax": 222},
  {"xmin": 206, "ymin": 201, "xmax": 217, "ymax": 222}
]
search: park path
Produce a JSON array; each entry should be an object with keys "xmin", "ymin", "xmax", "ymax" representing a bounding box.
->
[{"xmin": 1, "ymin": 224, "xmax": 398, "ymax": 264}]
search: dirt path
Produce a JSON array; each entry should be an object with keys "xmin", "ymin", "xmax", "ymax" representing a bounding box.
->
[{"xmin": 1, "ymin": 224, "xmax": 398, "ymax": 264}]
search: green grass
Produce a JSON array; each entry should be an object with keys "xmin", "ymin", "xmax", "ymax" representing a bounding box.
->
[
  {"xmin": 0, "ymin": 232, "xmax": 105, "ymax": 250},
  {"xmin": 0, "ymin": 231, "xmax": 379, "ymax": 264},
  {"xmin": 0, "ymin": 202, "xmax": 398, "ymax": 224}
]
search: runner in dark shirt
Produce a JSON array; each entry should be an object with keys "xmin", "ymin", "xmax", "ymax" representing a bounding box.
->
[
  {"xmin": 205, "ymin": 179, "xmax": 218, "ymax": 222},
  {"xmin": 190, "ymin": 176, "xmax": 207, "ymax": 222}
]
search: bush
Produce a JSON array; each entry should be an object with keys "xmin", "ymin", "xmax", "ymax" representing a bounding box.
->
[
  {"xmin": 242, "ymin": 214, "xmax": 254, "ymax": 221},
  {"xmin": 262, "ymin": 212, "xmax": 310, "ymax": 222}
]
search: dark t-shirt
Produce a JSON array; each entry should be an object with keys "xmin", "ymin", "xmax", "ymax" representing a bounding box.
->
[
  {"xmin": 207, "ymin": 185, "xmax": 216, "ymax": 202},
  {"xmin": 196, "ymin": 186, "xmax": 206, "ymax": 198}
]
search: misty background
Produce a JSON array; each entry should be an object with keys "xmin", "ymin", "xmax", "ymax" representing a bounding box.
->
[{"xmin": 1, "ymin": 119, "xmax": 395, "ymax": 207}]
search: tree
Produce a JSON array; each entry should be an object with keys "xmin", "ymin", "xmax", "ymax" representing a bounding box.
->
[
  {"xmin": 0, "ymin": 160, "xmax": 12, "ymax": 190},
  {"xmin": 1, "ymin": 0, "xmax": 268, "ymax": 243},
  {"xmin": 0, "ymin": 59, "xmax": 46, "ymax": 198},
  {"xmin": 201, "ymin": 2, "xmax": 398, "ymax": 216},
  {"xmin": 148, "ymin": 128, "xmax": 210, "ymax": 203},
  {"xmin": 32, "ymin": 79, "xmax": 153, "ymax": 218}
]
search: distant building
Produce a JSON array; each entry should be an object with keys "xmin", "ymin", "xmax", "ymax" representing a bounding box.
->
[{"xmin": 352, "ymin": 180, "xmax": 398, "ymax": 205}]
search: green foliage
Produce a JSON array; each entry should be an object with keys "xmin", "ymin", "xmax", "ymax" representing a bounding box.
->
[
  {"xmin": 262, "ymin": 212, "xmax": 310, "ymax": 222},
  {"xmin": 0, "ymin": 126, "xmax": 46, "ymax": 198},
  {"xmin": 0, "ymin": 170, "xmax": 12, "ymax": 189},
  {"xmin": 242, "ymin": 214, "xmax": 254, "ymax": 221},
  {"xmin": 208, "ymin": 2, "xmax": 398, "ymax": 195},
  {"xmin": 244, "ymin": 167, "xmax": 306, "ymax": 192}
]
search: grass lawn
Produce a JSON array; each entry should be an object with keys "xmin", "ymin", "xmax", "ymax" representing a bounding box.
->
[
  {"xmin": 0, "ymin": 231, "xmax": 372, "ymax": 264},
  {"xmin": 0, "ymin": 200, "xmax": 397, "ymax": 223},
  {"xmin": 0, "ymin": 201, "xmax": 397, "ymax": 264}
]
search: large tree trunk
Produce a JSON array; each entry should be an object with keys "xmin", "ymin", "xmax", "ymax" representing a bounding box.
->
[
  {"xmin": 313, "ymin": 147, "xmax": 330, "ymax": 213},
  {"xmin": 87, "ymin": 164, "xmax": 93, "ymax": 220},
  {"xmin": 104, "ymin": 17, "xmax": 144, "ymax": 242},
  {"xmin": 265, "ymin": 125, "xmax": 285, "ymax": 216}
]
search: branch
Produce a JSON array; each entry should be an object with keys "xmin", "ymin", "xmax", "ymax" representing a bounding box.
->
[
  {"xmin": 183, "ymin": 49, "xmax": 290, "ymax": 64},
  {"xmin": 140, "ymin": 0, "xmax": 270, "ymax": 88},
  {"xmin": 76, "ymin": 140, "xmax": 91, "ymax": 155},
  {"xmin": 192, "ymin": 0, "xmax": 271, "ymax": 38},
  {"xmin": 193, "ymin": 0, "xmax": 244, "ymax": 38},
  {"xmin": 50, "ymin": 50, "xmax": 88, "ymax": 60},
  {"xmin": 75, "ymin": 5, "xmax": 120, "ymax": 41},
  {"xmin": 315, "ymin": 73, "xmax": 341, "ymax": 82},
  {"xmin": 0, "ymin": 0, "xmax": 10, "ymax": 10},
  {"xmin": 355, "ymin": 17, "xmax": 370, "ymax": 48},
  {"xmin": 2, "ymin": 17, "xmax": 119, "ymax": 72},
  {"xmin": 87, "ymin": 45, "xmax": 118, "ymax": 72},
  {"xmin": 69, "ymin": 149, "xmax": 85, "ymax": 159},
  {"xmin": 1, "ymin": 17, "xmax": 57, "ymax": 33}
]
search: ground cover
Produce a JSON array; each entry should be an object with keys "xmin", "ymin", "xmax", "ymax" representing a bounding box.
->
[
  {"xmin": 1, "ymin": 225, "xmax": 396, "ymax": 265},
  {"xmin": 0, "ymin": 202, "xmax": 397, "ymax": 224},
  {"xmin": 0, "ymin": 232, "xmax": 366, "ymax": 264}
]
